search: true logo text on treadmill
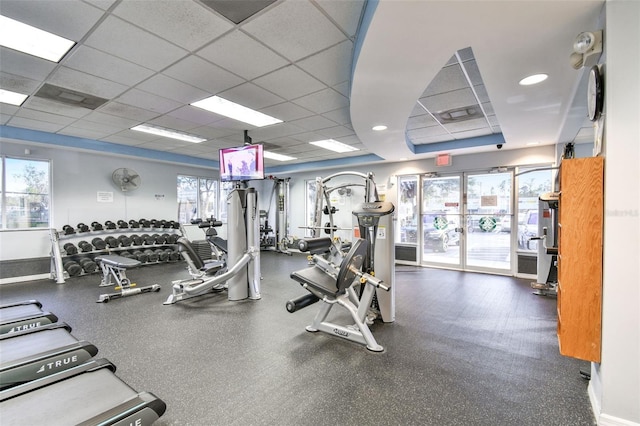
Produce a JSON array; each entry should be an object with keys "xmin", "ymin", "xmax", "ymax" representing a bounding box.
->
[{"xmin": 36, "ymin": 355, "xmax": 79, "ymax": 373}]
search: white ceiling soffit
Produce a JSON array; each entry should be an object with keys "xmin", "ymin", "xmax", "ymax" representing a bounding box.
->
[{"xmin": 350, "ymin": 0, "xmax": 605, "ymax": 161}]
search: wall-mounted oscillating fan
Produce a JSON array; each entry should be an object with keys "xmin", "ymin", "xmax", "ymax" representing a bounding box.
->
[{"xmin": 112, "ymin": 168, "xmax": 141, "ymax": 192}]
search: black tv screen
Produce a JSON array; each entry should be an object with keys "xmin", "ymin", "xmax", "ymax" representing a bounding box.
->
[{"xmin": 219, "ymin": 144, "xmax": 265, "ymax": 182}]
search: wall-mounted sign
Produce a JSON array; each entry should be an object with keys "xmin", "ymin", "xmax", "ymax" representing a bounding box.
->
[
  {"xmin": 97, "ymin": 191, "xmax": 113, "ymax": 203},
  {"xmin": 436, "ymin": 153, "xmax": 452, "ymax": 167},
  {"xmin": 481, "ymin": 195, "xmax": 498, "ymax": 207}
]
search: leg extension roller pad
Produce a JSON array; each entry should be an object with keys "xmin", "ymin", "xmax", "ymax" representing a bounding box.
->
[{"xmin": 95, "ymin": 255, "xmax": 160, "ymax": 303}]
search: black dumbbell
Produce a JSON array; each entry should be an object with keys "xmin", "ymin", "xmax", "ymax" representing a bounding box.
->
[
  {"xmin": 144, "ymin": 249, "xmax": 159, "ymax": 262},
  {"xmin": 63, "ymin": 243, "xmax": 78, "ymax": 255},
  {"xmin": 170, "ymin": 221, "xmax": 180, "ymax": 229},
  {"xmin": 166, "ymin": 234, "xmax": 179, "ymax": 244},
  {"xmin": 119, "ymin": 251, "xmax": 134, "ymax": 259},
  {"xmin": 63, "ymin": 260, "xmax": 82, "ymax": 276},
  {"xmin": 164, "ymin": 248, "xmax": 178, "ymax": 261},
  {"xmin": 155, "ymin": 249, "xmax": 169, "ymax": 262},
  {"xmin": 105, "ymin": 236, "xmax": 119, "ymax": 248},
  {"xmin": 62, "ymin": 225, "xmax": 75, "ymax": 235},
  {"xmin": 323, "ymin": 206, "xmax": 338, "ymax": 214},
  {"xmin": 142, "ymin": 234, "xmax": 155, "ymax": 245},
  {"xmin": 78, "ymin": 241, "xmax": 93, "ymax": 252},
  {"xmin": 78, "ymin": 257, "xmax": 98, "ymax": 273},
  {"xmin": 77, "ymin": 223, "xmax": 90, "ymax": 233},
  {"xmin": 150, "ymin": 219, "xmax": 158, "ymax": 228},
  {"xmin": 105, "ymin": 220, "xmax": 116, "ymax": 230},
  {"xmin": 117, "ymin": 220, "xmax": 129, "ymax": 229},
  {"xmin": 92, "ymin": 238, "xmax": 107, "ymax": 250},
  {"xmin": 153, "ymin": 234, "xmax": 166, "ymax": 244},
  {"xmin": 132, "ymin": 250, "xmax": 149, "ymax": 263},
  {"xmin": 139, "ymin": 219, "xmax": 151, "ymax": 228},
  {"xmin": 118, "ymin": 235, "xmax": 132, "ymax": 247},
  {"xmin": 130, "ymin": 234, "xmax": 142, "ymax": 246},
  {"xmin": 129, "ymin": 220, "xmax": 140, "ymax": 228},
  {"xmin": 91, "ymin": 221, "xmax": 103, "ymax": 231}
]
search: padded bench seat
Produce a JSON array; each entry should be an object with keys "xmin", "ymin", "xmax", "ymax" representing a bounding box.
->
[
  {"xmin": 290, "ymin": 266, "xmax": 342, "ymax": 296},
  {"xmin": 95, "ymin": 254, "xmax": 141, "ymax": 269}
]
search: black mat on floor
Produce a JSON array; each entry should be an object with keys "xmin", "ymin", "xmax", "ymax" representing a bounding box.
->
[{"xmin": 0, "ymin": 252, "xmax": 594, "ymax": 425}]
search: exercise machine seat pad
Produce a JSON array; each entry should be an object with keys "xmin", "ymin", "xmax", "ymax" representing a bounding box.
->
[
  {"xmin": 291, "ymin": 267, "xmax": 341, "ymax": 297},
  {"xmin": 176, "ymin": 237, "xmax": 205, "ymax": 270}
]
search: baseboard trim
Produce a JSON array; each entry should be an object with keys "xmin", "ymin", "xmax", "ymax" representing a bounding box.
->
[
  {"xmin": 598, "ymin": 414, "xmax": 640, "ymax": 426},
  {"xmin": 0, "ymin": 273, "xmax": 50, "ymax": 285}
]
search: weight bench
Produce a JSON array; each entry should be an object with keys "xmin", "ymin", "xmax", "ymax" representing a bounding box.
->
[
  {"xmin": 0, "ymin": 358, "xmax": 166, "ymax": 425},
  {"xmin": 95, "ymin": 255, "xmax": 161, "ymax": 303},
  {"xmin": 286, "ymin": 238, "xmax": 389, "ymax": 352},
  {"xmin": 0, "ymin": 322, "xmax": 98, "ymax": 390},
  {"xmin": 0, "ymin": 300, "xmax": 58, "ymax": 335}
]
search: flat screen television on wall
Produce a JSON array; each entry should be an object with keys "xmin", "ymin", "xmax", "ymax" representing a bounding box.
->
[{"xmin": 219, "ymin": 144, "xmax": 265, "ymax": 182}]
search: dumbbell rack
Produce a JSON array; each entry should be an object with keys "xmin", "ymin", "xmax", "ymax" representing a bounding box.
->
[{"xmin": 49, "ymin": 221, "xmax": 184, "ymax": 284}]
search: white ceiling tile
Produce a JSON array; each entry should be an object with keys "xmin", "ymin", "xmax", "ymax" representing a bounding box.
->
[
  {"xmin": 188, "ymin": 126, "xmax": 236, "ymax": 140},
  {"xmin": 164, "ymin": 55, "xmax": 244, "ymax": 95},
  {"xmin": 241, "ymin": 0, "xmax": 346, "ymax": 61},
  {"xmin": 0, "ymin": 0, "xmax": 104, "ymax": 40},
  {"xmin": 297, "ymin": 40, "xmax": 353, "ymax": 86},
  {"xmin": 253, "ymin": 65, "xmax": 326, "ymax": 100},
  {"xmin": 293, "ymin": 88, "xmax": 348, "ymax": 114},
  {"xmin": 451, "ymin": 128, "xmax": 492, "ymax": 139},
  {"xmin": 15, "ymin": 108, "xmax": 78, "ymax": 126},
  {"xmin": 1, "ymin": 113, "xmax": 14, "ymax": 124},
  {"xmin": 420, "ymin": 88, "xmax": 478, "ymax": 113},
  {"xmin": 316, "ymin": 125, "xmax": 356, "ymax": 139},
  {"xmin": 147, "ymin": 115, "xmax": 205, "ymax": 133},
  {"xmin": 332, "ymin": 81, "xmax": 350, "ymax": 97},
  {"xmin": 218, "ymin": 82, "xmax": 284, "ymax": 110},
  {"xmin": 112, "ymin": 0, "xmax": 234, "ymax": 51},
  {"xmin": 422, "ymin": 64, "xmax": 469, "ymax": 97},
  {"xmin": 407, "ymin": 126, "xmax": 450, "ymax": 140},
  {"xmin": 22, "ymin": 97, "xmax": 93, "ymax": 119},
  {"xmin": 0, "ymin": 48, "xmax": 57, "ymax": 82},
  {"xmin": 197, "ymin": 30, "xmax": 288, "ymax": 80},
  {"xmin": 82, "ymin": 0, "xmax": 118, "ymax": 11},
  {"xmin": 7, "ymin": 116, "xmax": 67, "ymax": 133},
  {"xmin": 48, "ymin": 67, "xmax": 128, "ymax": 99},
  {"xmin": 83, "ymin": 111, "xmax": 139, "ymax": 129},
  {"xmin": 410, "ymin": 134, "xmax": 455, "ymax": 145},
  {"xmin": 98, "ymin": 102, "xmax": 159, "ymax": 122},
  {"xmin": 168, "ymin": 106, "xmax": 223, "ymax": 126},
  {"xmin": 248, "ymin": 122, "xmax": 306, "ymax": 141},
  {"xmin": 137, "ymin": 74, "xmax": 209, "ymax": 104},
  {"xmin": 64, "ymin": 46, "xmax": 155, "ymax": 86},
  {"xmin": 58, "ymin": 126, "xmax": 113, "ymax": 140},
  {"xmin": 136, "ymin": 139, "xmax": 190, "ymax": 151},
  {"xmin": 315, "ymin": 0, "xmax": 365, "ymax": 38},
  {"xmin": 0, "ymin": 71, "xmax": 42, "ymax": 95},
  {"xmin": 115, "ymin": 88, "xmax": 182, "ymax": 114},
  {"xmin": 322, "ymin": 107, "xmax": 351, "ymax": 125},
  {"xmin": 260, "ymin": 102, "xmax": 314, "ymax": 122},
  {"xmin": 407, "ymin": 114, "xmax": 439, "ymax": 130},
  {"xmin": 445, "ymin": 118, "xmax": 490, "ymax": 133},
  {"xmin": 290, "ymin": 115, "xmax": 338, "ymax": 131},
  {"xmin": 103, "ymin": 131, "xmax": 155, "ymax": 146},
  {"xmin": 84, "ymin": 16, "xmax": 187, "ymax": 71}
]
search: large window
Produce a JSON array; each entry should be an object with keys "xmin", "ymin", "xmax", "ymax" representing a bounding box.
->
[
  {"xmin": 177, "ymin": 175, "xmax": 218, "ymax": 224},
  {"xmin": 1, "ymin": 157, "xmax": 50, "ymax": 229},
  {"xmin": 517, "ymin": 166, "xmax": 553, "ymax": 252}
]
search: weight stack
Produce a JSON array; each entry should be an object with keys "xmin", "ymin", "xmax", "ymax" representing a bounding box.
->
[{"xmin": 190, "ymin": 240, "xmax": 212, "ymax": 261}]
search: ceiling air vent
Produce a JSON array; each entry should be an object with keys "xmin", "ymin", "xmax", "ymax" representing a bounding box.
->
[
  {"xmin": 34, "ymin": 83, "xmax": 108, "ymax": 110},
  {"xmin": 200, "ymin": 0, "xmax": 277, "ymax": 24},
  {"xmin": 436, "ymin": 105, "xmax": 483, "ymax": 123}
]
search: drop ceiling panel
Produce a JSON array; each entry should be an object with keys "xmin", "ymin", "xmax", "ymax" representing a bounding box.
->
[
  {"xmin": 84, "ymin": 16, "xmax": 187, "ymax": 72},
  {"xmin": 422, "ymin": 64, "xmax": 469, "ymax": 97},
  {"xmin": 411, "ymin": 134, "xmax": 456, "ymax": 145},
  {"xmin": 253, "ymin": 65, "xmax": 326, "ymax": 100},
  {"xmin": 23, "ymin": 97, "xmax": 93, "ymax": 119},
  {"xmin": 463, "ymin": 60, "xmax": 483, "ymax": 86},
  {"xmin": 450, "ymin": 128, "xmax": 493, "ymax": 139},
  {"xmin": 260, "ymin": 102, "xmax": 314, "ymax": 122},
  {"xmin": 407, "ymin": 126, "xmax": 450, "ymax": 140},
  {"xmin": 58, "ymin": 126, "xmax": 113, "ymax": 140},
  {"xmin": 99, "ymin": 102, "xmax": 159, "ymax": 122},
  {"xmin": 114, "ymin": 89, "xmax": 182, "ymax": 115},
  {"xmin": 83, "ymin": 0, "xmax": 117, "ymax": 11},
  {"xmin": 293, "ymin": 88, "xmax": 348, "ymax": 114},
  {"xmin": 83, "ymin": 111, "xmax": 139, "ymax": 129},
  {"xmin": 168, "ymin": 106, "xmax": 223, "ymax": 126},
  {"xmin": 443, "ymin": 118, "xmax": 489, "ymax": 133},
  {"xmin": 315, "ymin": 0, "xmax": 365, "ymax": 37},
  {"xmin": 147, "ymin": 115, "xmax": 204, "ymax": 133},
  {"xmin": 248, "ymin": 122, "xmax": 306, "ymax": 140},
  {"xmin": 47, "ymin": 67, "xmax": 128, "ymax": 100},
  {"xmin": 297, "ymin": 41, "xmax": 354, "ymax": 86},
  {"xmin": 218, "ymin": 82, "xmax": 284, "ymax": 110},
  {"xmin": 7, "ymin": 116, "xmax": 68, "ymax": 133},
  {"xmin": 241, "ymin": 0, "xmax": 346, "ymax": 62},
  {"xmin": 0, "ymin": 0, "xmax": 104, "ymax": 40},
  {"xmin": 112, "ymin": 0, "xmax": 234, "ymax": 51},
  {"xmin": 0, "ymin": 71, "xmax": 43, "ymax": 95},
  {"xmin": 185, "ymin": 126, "xmax": 235, "ymax": 140},
  {"xmin": 322, "ymin": 107, "xmax": 351, "ymax": 125},
  {"xmin": 419, "ymin": 88, "xmax": 478, "ymax": 113},
  {"xmin": 289, "ymin": 115, "xmax": 338, "ymax": 131},
  {"xmin": 136, "ymin": 74, "xmax": 209, "ymax": 104},
  {"xmin": 196, "ymin": 30, "xmax": 288, "ymax": 80},
  {"xmin": 332, "ymin": 81, "xmax": 350, "ymax": 98},
  {"xmin": 64, "ymin": 46, "xmax": 155, "ymax": 87},
  {"xmin": 407, "ymin": 114, "xmax": 439, "ymax": 130},
  {"xmin": 316, "ymin": 125, "xmax": 355, "ymax": 139},
  {"xmin": 14, "ymin": 108, "xmax": 77, "ymax": 126},
  {"xmin": 0, "ymin": 49, "xmax": 57, "ymax": 81},
  {"xmin": 163, "ymin": 55, "xmax": 244, "ymax": 95}
]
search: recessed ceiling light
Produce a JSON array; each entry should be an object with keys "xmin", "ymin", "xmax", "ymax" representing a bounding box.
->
[
  {"xmin": 0, "ymin": 88, "xmax": 28, "ymax": 106},
  {"xmin": 0, "ymin": 15, "xmax": 75, "ymax": 63},
  {"xmin": 519, "ymin": 74, "xmax": 548, "ymax": 86},
  {"xmin": 131, "ymin": 124, "xmax": 207, "ymax": 143},
  {"xmin": 372, "ymin": 125, "xmax": 387, "ymax": 131},
  {"xmin": 309, "ymin": 139, "xmax": 359, "ymax": 153},
  {"xmin": 191, "ymin": 95, "xmax": 282, "ymax": 127},
  {"xmin": 263, "ymin": 151, "xmax": 296, "ymax": 162}
]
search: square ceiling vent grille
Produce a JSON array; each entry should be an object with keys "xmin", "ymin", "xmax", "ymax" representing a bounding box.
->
[
  {"xmin": 200, "ymin": 0, "xmax": 277, "ymax": 24},
  {"xmin": 34, "ymin": 83, "xmax": 108, "ymax": 110}
]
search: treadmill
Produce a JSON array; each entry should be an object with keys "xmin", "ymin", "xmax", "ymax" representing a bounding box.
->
[{"xmin": 0, "ymin": 300, "xmax": 58, "ymax": 335}]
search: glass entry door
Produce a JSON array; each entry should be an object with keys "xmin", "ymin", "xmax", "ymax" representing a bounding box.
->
[
  {"xmin": 465, "ymin": 171, "xmax": 513, "ymax": 272},
  {"xmin": 421, "ymin": 175, "xmax": 463, "ymax": 267}
]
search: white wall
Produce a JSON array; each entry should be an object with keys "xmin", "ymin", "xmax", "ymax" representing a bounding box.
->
[
  {"xmin": 592, "ymin": 1, "xmax": 640, "ymax": 424},
  {"xmin": 0, "ymin": 140, "xmax": 217, "ymax": 260}
]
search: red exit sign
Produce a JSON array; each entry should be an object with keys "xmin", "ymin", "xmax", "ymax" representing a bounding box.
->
[{"xmin": 436, "ymin": 153, "xmax": 451, "ymax": 166}]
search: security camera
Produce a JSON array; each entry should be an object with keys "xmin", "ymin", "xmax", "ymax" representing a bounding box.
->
[{"xmin": 496, "ymin": 144, "xmax": 503, "ymax": 150}]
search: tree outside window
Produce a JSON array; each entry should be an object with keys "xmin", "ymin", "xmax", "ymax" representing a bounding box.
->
[{"xmin": 1, "ymin": 157, "xmax": 50, "ymax": 229}]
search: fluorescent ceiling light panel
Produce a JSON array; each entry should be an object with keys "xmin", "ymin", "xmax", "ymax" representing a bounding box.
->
[
  {"xmin": 190, "ymin": 96, "xmax": 282, "ymax": 127},
  {"xmin": 0, "ymin": 88, "xmax": 28, "ymax": 106},
  {"xmin": 263, "ymin": 151, "xmax": 296, "ymax": 162},
  {"xmin": 309, "ymin": 139, "xmax": 359, "ymax": 153},
  {"xmin": 0, "ymin": 15, "xmax": 75, "ymax": 62},
  {"xmin": 131, "ymin": 124, "xmax": 207, "ymax": 143}
]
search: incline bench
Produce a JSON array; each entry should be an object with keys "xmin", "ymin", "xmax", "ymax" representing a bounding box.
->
[{"xmin": 95, "ymin": 255, "xmax": 160, "ymax": 303}]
